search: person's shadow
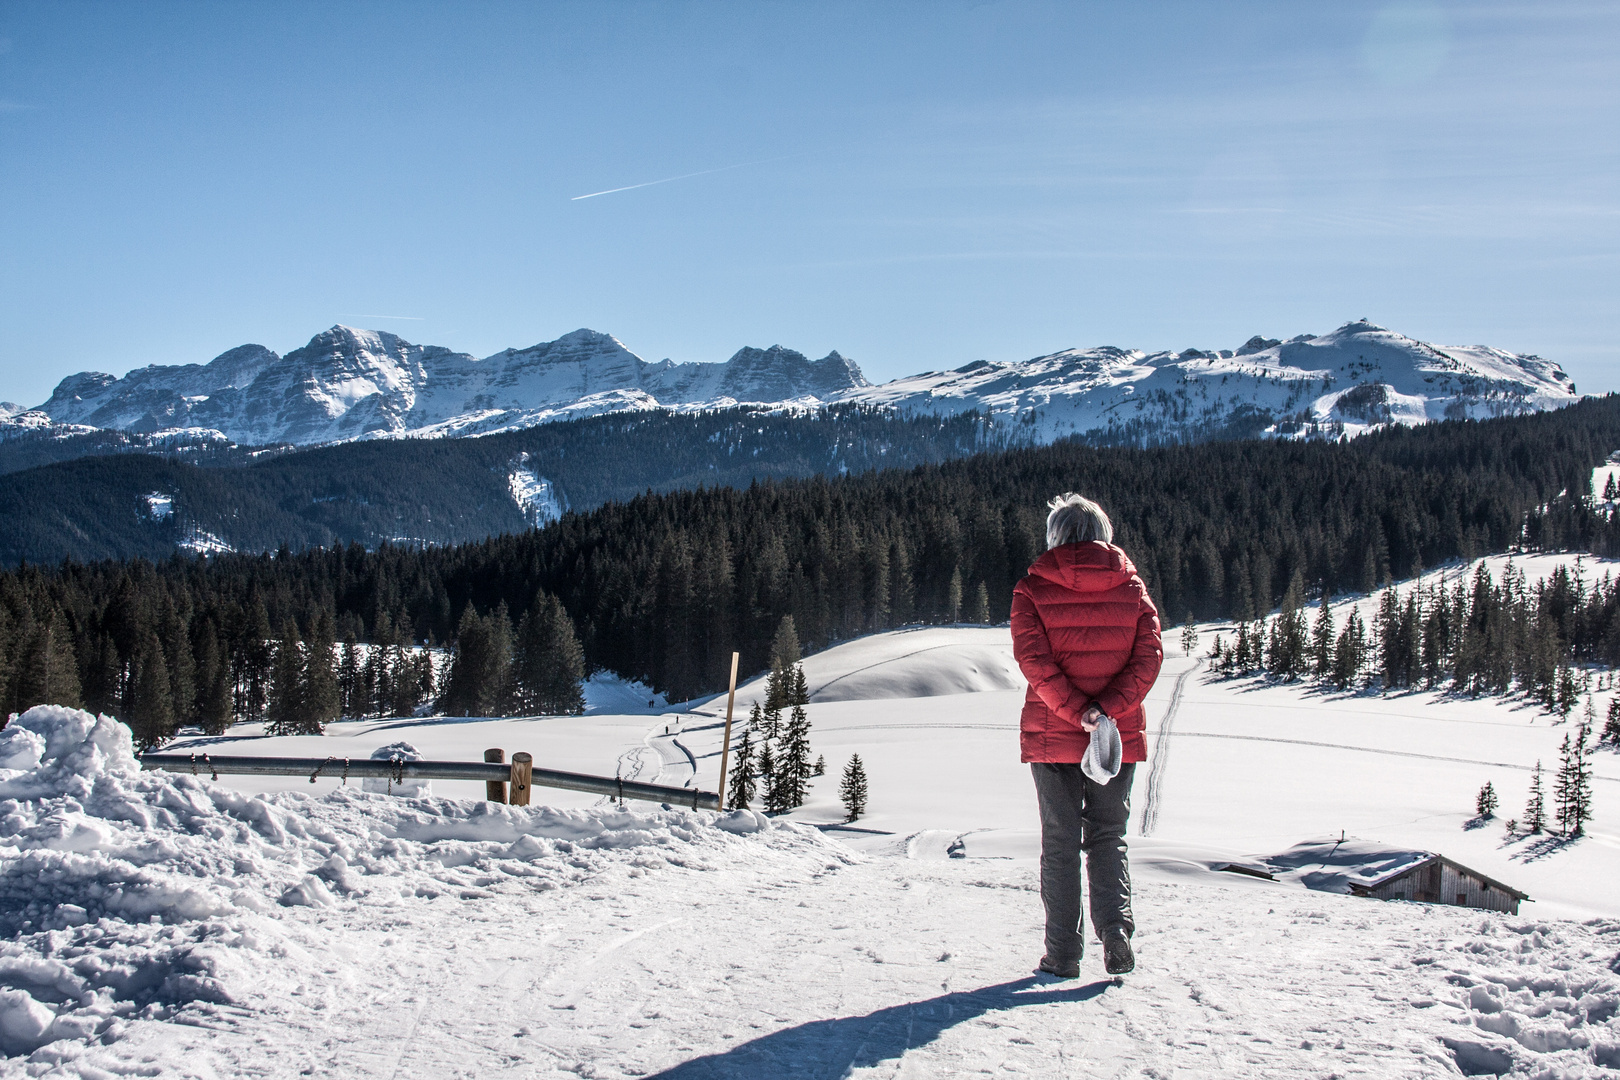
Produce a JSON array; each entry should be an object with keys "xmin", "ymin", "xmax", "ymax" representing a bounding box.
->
[{"xmin": 646, "ymin": 976, "xmax": 1116, "ymax": 1078}]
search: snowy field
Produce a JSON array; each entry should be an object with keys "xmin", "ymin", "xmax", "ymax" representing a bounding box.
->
[{"xmin": 4, "ymin": 556, "xmax": 1620, "ymax": 1076}]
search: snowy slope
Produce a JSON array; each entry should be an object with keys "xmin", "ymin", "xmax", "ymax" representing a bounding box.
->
[
  {"xmin": 5, "ymin": 687, "xmax": 1619, "ymax": 1076},
  {"xmin": 20, "ymin": 320, "xmax": 1575, "ymax": 449}
]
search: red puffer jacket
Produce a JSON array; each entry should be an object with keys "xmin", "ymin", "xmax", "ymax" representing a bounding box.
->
[{"xmin": 1011, "ymin": 541, "xmax": 1163, "ymax": 764}]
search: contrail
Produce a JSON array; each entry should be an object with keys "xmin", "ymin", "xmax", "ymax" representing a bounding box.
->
[
  {"xmin": 570, "ymin": 156, "xmax": 789, "ymax": 201},
  {"xmin": 336, "ymin": 314, "xmax": 426, "ymax": 321}
]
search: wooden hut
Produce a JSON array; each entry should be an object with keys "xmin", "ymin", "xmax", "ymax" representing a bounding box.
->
[{"xmin": 1347, "ymin": 854, "xmax": 1529, "ymax": 915}]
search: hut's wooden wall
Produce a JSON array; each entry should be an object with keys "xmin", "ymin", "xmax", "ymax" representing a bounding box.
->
[{"xmin": 1367, "ymin": 859, "xmax": 1520, "ymax": 914}]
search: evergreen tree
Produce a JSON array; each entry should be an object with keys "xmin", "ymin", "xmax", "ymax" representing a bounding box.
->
[
  {"xmin": 791, "ymin": 664, "xmax": 810, "ymax": 707},
  {"xmin": 299, "ymin": 610, "xmax": 339, "ymax": 734},
  {"xmin": 265, "ymin": 621, "xmax": 304, "ymax": 735},
  {"xmin": 1555, "ymin": 666, "xmax": 1581, "ymax": 719},
  {"xmin": 971, "ymin": 581, "xmax": 991, "ymax": 624},
  {"xmin": 1554, "ymin": 722, "xmax": 1595, "ymax": 837},
  {"xmin": 193, "ymin": 620, "xmax": 233, "ymax": 734},
  {"xmin": 235, "ymin": 600, "xmax": 274, "ymax": 724},
  {"xmin": 948, "ymin": 566, "xmax": 964, "ymax": 623},
  {"xmin": 443, "ymin": 605, "xmax": 512, "ymax": 717},
  {"xmin": 1179, "ymin": 615, "xmax": 1199, "ymax": 657},
  {"xmin": 1524, "ymin": 760, "xmax": 1546, "ymax": 834},
  {"xmin": 15, "ymin": 609, "xmax": 81, "ymax": 711},
  {"xmin": 129, "ymin": 633, "xmax": 175, "ymax": 750},
  {"xmin": 513, "ymin": 591, "xmax": 586, "ymax": 715},
  {"xmin": 1310, "ymin": 596, "xmax": 1335, "ymax": 682},
  {"xmin": 777, "ymin": 700, "xmax": 813, "ymax": 809},
  {"xmin": 1332, "ymin": 609, "xmax": 1368, "ymax": 689},
  {"xmin": 1265, "ymin": 575, "xmax": 1309, "ymax": 680},
  {"xmin": 158, "ymin": 596, "xmax": 196, "ymax": 730},
  {"xmin": 757, "ymin": 740, "xmax": 781, "ymax": 813},
  {"xmin": 726, "ymin": 730, "xmax": 755, "ymax": 809},
  {"xmin": 1475, "ymin": 781, "xmax": 1498, "ymax": 819},
  {"xmin": 839, "ymin": 754, "xmax": 868, "ymax": 822},
  {"xmin": 1605, "ymin": 698, "xmax": 1620, "ymax": 744},
  {"xmin": 765, "ymin": 616, "xmax": 800, "ymax": 712},
  {"xmin": 813, "ymin": 753, "xmax": 825, "ymax": 777},
  {"xmin": 337, "ymin": 637, "xmax": 360, "ymax": 718}
]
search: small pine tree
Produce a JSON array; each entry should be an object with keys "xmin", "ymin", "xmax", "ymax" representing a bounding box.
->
[
  {"xmin": 971, "ymin": 581, "xmax": 991, "ymax": 624},
  {"xmin": 1605, "ymin": 472, "xmax": 1617, "ymax": 501},
  {"xmin": 1555, "ymin": 667, "xmax": 1581, "ymax": 719},
  {"xmin": 839, "ymin": 754, "xmax": 869, "ymax": 822},
  {"xmin": 1606, "ymin": 698, "xmax": 1620, "ymax": 744},
  {"xmin": 813, "ymin": 753, "xmax": 826, "ymax": 777},
  {"xmin": 1524, "ymin": 760, "xmax": 1546, "ymax": 834},
  {"xmin": 726, "ymin": 731, "xmax": 756, "ymax": 810},
  {"xmin": 1310, "ymin": 594, "xmax": 1335, "ymax": 682},
  {"xmin": 1475, "ymin": 781, "xmax": 1498, "ymax": 819},
  {"xmin": 757, "ymin": 741, "xmax": 780, "ymax": 812},
  {"xmin": 777, "ymin": 702, "xmax": 813, "ymax": 809},
  {"xmin": 1180, "ymin": 616, "xmax": 1199, "ymax": 657},
  {"xmin": 1553, "ymin": 721, "xmax": 1595, "ymax": 837}
]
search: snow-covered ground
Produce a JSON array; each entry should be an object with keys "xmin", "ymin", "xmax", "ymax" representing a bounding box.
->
[{"xmin": 4, "ymin": 557, "xmax": 1620, "ymax": 1076}]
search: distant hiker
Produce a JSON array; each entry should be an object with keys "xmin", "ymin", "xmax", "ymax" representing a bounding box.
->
[{"xmin": 1012, "ymin": 493, "xmax": 1163, "ymax": 977}]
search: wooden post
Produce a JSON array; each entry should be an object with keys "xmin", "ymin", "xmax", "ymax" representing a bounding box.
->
[
  {"xmin": 484, "ymin": 748, "xmax": 507, "ymax": 803},
  {"xmin": 714, "ymin": 651, "xmax": 741, "ymax": 810},
  {"xmin": 510, "ymin": 752, "xmax": 533, "ymax": 806}
]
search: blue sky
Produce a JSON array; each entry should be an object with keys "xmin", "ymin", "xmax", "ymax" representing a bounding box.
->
[{"xmin": 1, "ymin": 1, "xmax": 1615, "ymax": 403}]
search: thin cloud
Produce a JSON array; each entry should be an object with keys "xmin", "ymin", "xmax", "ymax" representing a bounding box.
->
[
  {"xmin": 570, "ymin": 156, "xmax": 792, "ymax": 201},
  {"xmin": 336, "ymin": 314, "xmax": 426, "ymax": 321}
]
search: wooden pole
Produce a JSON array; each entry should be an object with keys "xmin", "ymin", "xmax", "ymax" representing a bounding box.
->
[
  {"xmin": 714, "ymin": 651, "xmax": 741, "ymax": 810},
  {"xmin": 510, "ymin": 752, "xmax": 533, "ymax": 806},
  {"xmin": 484, "ymin": 748, "xmax": 507, "ymax": 803}
]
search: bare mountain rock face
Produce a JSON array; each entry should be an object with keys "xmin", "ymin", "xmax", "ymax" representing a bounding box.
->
[{"xmin": 17, "ymin": 319, "xmax": 1577, "ymax": 449}]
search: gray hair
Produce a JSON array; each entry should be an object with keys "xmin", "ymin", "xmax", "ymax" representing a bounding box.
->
[{"xmin": 1045, "ymin": 493, "xmax": 1113, "ymax": 549}]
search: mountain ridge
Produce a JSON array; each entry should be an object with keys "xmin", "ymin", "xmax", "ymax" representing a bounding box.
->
[{"xmin": 11, "ymin": 319, "xmax": 1578, "ymax": 449}]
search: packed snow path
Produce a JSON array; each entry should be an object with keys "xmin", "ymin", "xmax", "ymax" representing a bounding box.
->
[{"xmin": 31, "ymin": 836, "xmax": 1620, "ymax": 1079}]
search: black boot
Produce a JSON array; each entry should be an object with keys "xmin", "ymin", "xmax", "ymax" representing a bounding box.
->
[
  {"xmin": 1102, "ymin": 926, "xmax": 1134, "ymax": 975},
  {"xmin": 1037, "ymin": 954, "xmax": 1079, "ymax": 979}
]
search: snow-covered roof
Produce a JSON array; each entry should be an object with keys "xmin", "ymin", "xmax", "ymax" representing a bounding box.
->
[{"xmin": 1259, "ymin": 838, "xmax": 1529, "ymax": 900}]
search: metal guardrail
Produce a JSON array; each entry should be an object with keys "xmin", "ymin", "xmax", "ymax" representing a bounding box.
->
[{"xmin": 139, "ymin": 752, "xmax": 721, "ymax": 810}]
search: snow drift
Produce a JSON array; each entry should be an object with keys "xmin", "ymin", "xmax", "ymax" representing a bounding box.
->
[{"xmin": 0, "ymin": 705, "xmax": 827, "ymax": 1063}]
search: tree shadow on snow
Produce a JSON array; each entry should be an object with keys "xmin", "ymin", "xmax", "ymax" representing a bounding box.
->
[
  {"xmin": 1503, "ymin": 832, "xmax": 1581, "ymax": 863},
  {"xmin": 645, "ymin": 976, "xmax": 1115, "ymax": 1079}
]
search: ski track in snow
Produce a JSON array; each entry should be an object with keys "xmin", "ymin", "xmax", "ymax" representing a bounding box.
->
[{"xmin": 1141, "ymin": 658, "xmax": 1199, "ymax": 838}]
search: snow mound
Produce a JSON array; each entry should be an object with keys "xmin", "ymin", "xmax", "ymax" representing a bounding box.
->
[
  {"xmin": 1261, "ymin": 838, "xmax": 1431, "ymax": 893},
  {"xmin": 0, "ymin": 706, "xmax": 839, "ymax": 1061},
  {"xmin": 361, "ymin": 740, "xmax": 430, "ymax": 796},
  {"xmin": 727, "ymin": 627, "xmax": 1022, "ymax": 707}
]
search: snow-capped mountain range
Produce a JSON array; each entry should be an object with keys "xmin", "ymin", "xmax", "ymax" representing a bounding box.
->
[{"xmin": 3, "ymin": 320, "xmax": 1579, "ymax": 448}]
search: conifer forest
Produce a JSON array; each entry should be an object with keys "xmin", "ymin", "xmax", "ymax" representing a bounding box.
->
[{"xmin": 4, "ymin": 395, "xmax": 1620, "ymax": 753}]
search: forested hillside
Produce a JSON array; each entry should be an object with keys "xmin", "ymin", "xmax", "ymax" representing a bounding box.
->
[
  {"xmin": 3, "ymin": 396, "xmax": 1619, "ymax": 745},
  {"xmin": 0, "ymin": 406, "xmax": 1005, "ymax": 564}
]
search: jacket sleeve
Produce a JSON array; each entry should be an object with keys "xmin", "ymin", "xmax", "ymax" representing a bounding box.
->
[
  {"xmin": 1092, "ymin": 579, "xmax": 1163, "ymax": 729},
  {"xmin": 1011, "ymin": 584, "xmax": 1090, "ymax": 729}
]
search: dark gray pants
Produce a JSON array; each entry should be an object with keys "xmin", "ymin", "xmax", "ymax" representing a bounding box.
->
[{"xmin": 1031, "ymin": 762, "xmax": 1135, "ymax": 964}]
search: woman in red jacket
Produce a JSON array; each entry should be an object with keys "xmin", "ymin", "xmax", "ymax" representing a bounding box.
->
[{"xmin": 1011, "ymin": 493, "xmax": 1162, "ymax": 978}]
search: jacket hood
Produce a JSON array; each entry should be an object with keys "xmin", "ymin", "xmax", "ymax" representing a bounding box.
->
[{"xmin": 1026, "ymin": 542, "xmax": 1137, "ymax": 593}]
